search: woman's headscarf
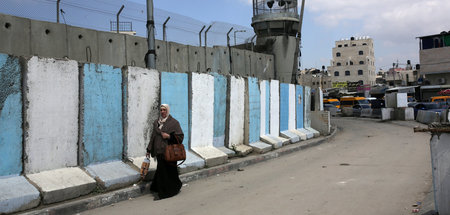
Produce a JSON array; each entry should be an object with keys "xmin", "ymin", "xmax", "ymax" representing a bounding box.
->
[{"xmin": 158, "ymin": 104, "xmax": 170, "ymax": 129}]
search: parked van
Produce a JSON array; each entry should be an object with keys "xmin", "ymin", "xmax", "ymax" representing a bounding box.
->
[
  {"xmin": 323, "ymin": 98, "xmax": 340, "ymax": 108},
  {"xmin": 431, "ymin": 96, "xmax": 450, "ymax": 103},
  {"xmin": 339, "ymin": 96, "xmax": 370, "ymax": 108}
]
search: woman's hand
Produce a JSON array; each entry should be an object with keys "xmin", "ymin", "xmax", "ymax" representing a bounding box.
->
[{"xmin": 161, "ymin": 132, "xmax": 170, "ymax": 139}]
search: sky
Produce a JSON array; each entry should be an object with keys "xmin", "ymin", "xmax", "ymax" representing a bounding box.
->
[{"xmin": 1, "ymin": 0, "xmax": 450, "ymax": 72}]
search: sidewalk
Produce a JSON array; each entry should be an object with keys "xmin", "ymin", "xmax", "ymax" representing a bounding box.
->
[{"xmin": 18, "ymin": 127, "xmax": 338, "ymax": 215}]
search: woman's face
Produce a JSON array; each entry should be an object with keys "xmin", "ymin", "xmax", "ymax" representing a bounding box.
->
[{"xmin": 160, "ymin": 107, "xmax": 168, "ymax": 118}]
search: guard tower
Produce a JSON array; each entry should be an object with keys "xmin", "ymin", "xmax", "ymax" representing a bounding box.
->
[{"xmin": 252, "ymin": 0, "xmax": 301, "ymax": 83}]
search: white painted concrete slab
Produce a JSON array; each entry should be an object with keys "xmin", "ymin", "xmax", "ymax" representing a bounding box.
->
[
  {"xmin": 191, "ymin": 146, "xmax": 228, "ymax": 167},
  {"xmin": 0, "ymin": 176, "xmax": 40, "ymax": 214},
  {"xmin": 125, "ymin": 67, "xmax": 159, "ymax": 158},
  {"xmin": 260, "ymin": 80, "xmax": 268, "ymax": 137},
  {"xmin": 305, "ymin": 127, "xmax": 320, "ymax": 137},
  {"xmin": 270, "ymin": 80, "xmax": 280, "ymax": 137},
  {"xmin": 260, "ymin": 135, "xmax": 283, "ymax": 149},
  {"xmin": 233, "ymin": 144, "xmax": 253, "ymax": 157},
  {"xmin": 289, "ymin": 129, "xmax": 307, "ymax": 141},
  {"xmin": 178, "ymin": 151, "xmax": 205, "ymax": 174},
  {"xmin": 26, "ymin": 167, "xmax": 96, "ymax": 204},
  {"xmin": 217, "ymin": 146, "xmax": 236, "ymax": 157},
  {"xmin": 85, "ymin": 161, "xmax": 140, "ymax": 191},
  {"xmin": 381, "ymin": 108, "xmax": 394, "ymax": 121},
  {"xmin": 297, "ymin": 128, "xmax": 314, "ymax": 139},
  {"xmin": 25, "ymin": 57, "xmax": 79, "ymax": 174},
  {"xmin": 229, "ymin": 76, "xmax": 246, "ymax": 147},
  {"xmin": 280, "ymin": 130, "xmax": 300, "ymax": 143},
  {"xmin": 249, "ymin": 141, "xmax": 272, "ymax": 154},
  {"xmin": 386, "ymin": 93, "xmax": 408, "ymax": 108},
  {"xmin": 288, "ymin": 84, "xmax": 296, "ymax": 130}
]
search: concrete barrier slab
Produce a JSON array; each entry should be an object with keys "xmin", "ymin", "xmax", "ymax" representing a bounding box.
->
[
  {"xmin": 360, "ymin": 108, "xmax": 372, "ymax": 117},
  {"xmin": 26, "ymin": 167, "xmax": 96, "ymax": 204},
  {"xmin": 217, "ymin": 146, "xmax": 236, "ymax": 157},
  {"xmin": 280, "ymin": 130, "xmax": 300, "ymax": 143},
  {"xmin": 341, "ymin": 107, "xmax": 353, "ymax": 117},
  {"xmin": 381, "ymin": 108, "xmax": 394, "ymax": 121},
  {"xmin": 85, "ymin": 161, "xmax": 139, "ymax": 191},
  {"xmin": 394, "ymin": 107, "xmax": 414, "ymax": 121},
  {"xmin": 297, "ymin": 128, "xmax": 314, "ymax": 139},
  {"xmin": 0, "ymin": 176, "xmax": 40, "ymax": 214},
  {"xmin": 191, "ymin": 147, "xmax": 228, "ymax": 167},
  {"xmin": 289, "ymin": 129, "xmax": 307, "ymax": 140},
  {"xmin": 305, "ymin": 127, "xmax": 320, "ymax": 137},
  {"xmin": 233, "ymin": 145, "xmax": 253, "ymax": 157},
  {"xmin": 179, "ymin": 151, "xmax": 205, "ymax": 174},
  {"xmin": 249, "ymin": 141, "xmax": 272, "ymax": 154},
  {"xmin": 260, "ymin": 135, "xmax": 283, "ymax": 149}
]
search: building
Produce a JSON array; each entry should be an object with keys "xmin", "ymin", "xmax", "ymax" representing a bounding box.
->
[
  {"xmin": 297, "ymin": 68, "xmax": 332, "ymax": 89},
  {"xmin": 379, "ymin": 65, "xmax": 418, "ymax": 87},
  {"xmin": 418, "ymin": 31, "xmax": 450, "ymax": 85},
  {"xmin": 327, "ymin": 37, "xmax": 377, "ymax": 87}
]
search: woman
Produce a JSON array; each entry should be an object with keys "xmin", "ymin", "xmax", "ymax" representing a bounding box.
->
[{"xmin": 146, "ymin": 104, "xmax": 184, "ymax": 200}]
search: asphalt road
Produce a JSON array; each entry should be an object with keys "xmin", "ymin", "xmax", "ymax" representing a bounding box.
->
[{"xmin": 80, "ymin": 118, "xmax": 432, "ymax": 215}]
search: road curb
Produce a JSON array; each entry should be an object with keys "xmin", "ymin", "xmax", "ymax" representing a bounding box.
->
[{"xmin": 19, "ymin": 126, "xmax": 338, "ymax": 215}]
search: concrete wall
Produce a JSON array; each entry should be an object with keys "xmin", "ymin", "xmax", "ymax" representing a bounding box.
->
[
  {"xmin": 82, "ymin": 64, "xmax": 123, "ymax": 166},
  {"xmin": 260, "ymin": 80, "xmax": 270, "ymax": 136},
  {"xmin": 125, "ymin": 67, "xmax": 160, "ymax": 158},
  {"xmin": 304, "ymin": 86, "xmax": 312, "ymax": 127},
  {"xmin": 25, "ymin": 57, "xmax": 79, "ymax": 173},
  {"xmin": 270, "ymin": 80, "xmax": 280, "ymax": 136},
  {"xmin": 385, "ymin": 93, "xmax": 407, "ymax": 108},
  {"xmin": 161, "ymin": 72, "xmax": 189, "ymax": 148},
  {"xmin": 0, "ymin": 54, "xmax": 22, "ymax": 176},
  {"xmin": 288, "ymin": 84, "xmax": 296, "ymax": 130},
  {"xmin": 228, "ymin": 76, "xmax": 246, "ymax": 147},
  {"xmin": 213, "ymin": 73, "xmax": 227, "ymax": 148},
  {"xmin": 191, "ymin": 73, "xmax": 214, "ymax": 148},
  {"xmin": 248, "ymin": 77, "xmax": 261, "ymax": 143},
  {"xmin": 296, "ymin": 85, "xmax": 304, "ymax": 129},
  {"xmin": 430, "ymin": 133, "xmax": 450, "ymax": 214},
  {"xmin": 280, "ymin": 83, "xmax": 290, "ymax": 131}
]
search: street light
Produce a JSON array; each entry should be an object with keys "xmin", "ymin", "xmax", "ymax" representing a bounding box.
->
[{"xmin": 234, "ymin": 30, "xmax": 246, "ymax": 46}]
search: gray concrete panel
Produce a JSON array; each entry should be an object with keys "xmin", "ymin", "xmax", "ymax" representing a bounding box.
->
[
  {"xmin": 0, "ymin": 14, "xmax": 31, "ymax": 57},
  {"xmin": 231, "ymin": 48, "xmax": 246, "ymax": 76},
  {"xmin": 214, "ymin": 46, "xmax": 231, "ymax": 75},
  {"xmin": 30, "ymin": 19, "xmax": 67, "ymax": 58},
  {"xmin": 205, "ymin": 47, "xmax": 215, "ymax": 73},
  {"xmin": 169, "ymin": 42, "xmax": 188, "ymax": 73},
  {"xmin": 155, "ymin": 39, "xmax": 168, "ymax": 71},
  {"xmin": 125, "ymin": 35, "xmax": 147, "ymax": 68},
  {"xmin": 97, "ymin": 31, "xmax": 126, "ymax": 67},
  {"xmin": 67, "ymin": 26, "xmax": 99, "ymax": 64},
  {"xmin": 188, "ymin": 45, "xmax": 205, "ymax": 73},
  {"xmin": 245, "ymin": 50, "xmax": 257, "ymax": 77},
  {"xmin": 260, "ymin": 53, "xmax": 275, "ymax": 80}
]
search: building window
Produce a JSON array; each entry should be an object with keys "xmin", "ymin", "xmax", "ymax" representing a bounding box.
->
[
  {"xmin": 358, "ymin": 70, "xmax": 363, "ymax": 75},
  {"xmin": 349, "ymin": 61, "xmax": 353, "ymax": 65},
  {"xmin": 337, "ymin": 62, "xmax": 341, "ymax": 66},
  {"xmin": 336, "ymin": 52, "xmax": 341, "ymax": 57},
  {"xmin": 359, "ymin": 61, "xmax": 364, "ymax": 65},
  {"xmin": 359, "ymin": 50, "xmax": 364, "ymax": 55},
  {"xmin": 345, "ymin": 71, "xmax": 350, "ymax": 76},
  {"xmin": 334, "ymin": 71, "xmax": 339, "ymax": 76},
  {"xmin": 344, "ymin": 44, "xmax": 348, "ymax": 47},
  {"xmin": 362, "ymin": 43, "xmax": 367, "ymax": 46},
  {"xmin": 352, "ymin": 44, "xmax": 356, "ymax": 46},
  {"xmin": 338, "ymin": 45, "xmax": 342, "ymax": 47},
  {"xmin": 324, "ymin": 81, "xmax": 327, "ymax": 84},
  {"xmin": 312, "ymin": 82, "xmax": 315, "ymax": 85}
]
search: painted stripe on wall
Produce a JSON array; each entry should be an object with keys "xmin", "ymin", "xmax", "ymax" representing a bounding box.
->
[
  {"xmin": 25, "ymin": 57, "xmax": 79, "ymax": 173},
  {"xmin": 0, "ymin": 54, "xmax": 22, "ymax": 176},
  {"xmin": 191, "ymin": 73, "xmax": 214, "ymax": 148},
  {"xmin": 213, "ymin": 73, "xmax": 227, "ymax": 147},
  {"xmin": 126, "ymin": 67, "xmax": 160, "ymax": 158},
  {"xmin": 260, "ymin": 80, "xmax": 266, "ymax": 137},
  {"xmin": 279, "ymin": 83, "xmax": 289, "ymax": 131},
  {"xmin": 270, "ymin": 80, "xmax": 280, "ymax": 136},
  {"xmin": 296, "ymin": 85, "xmax": 304, "ymax": 129},
  {"xmin": 83, "ymin": 64, "xmax": 123, "ymax": 166},
  {"xmin": 248, "ymin": 77, "xmax": 260, "ymax": 143},
  {"xmin": 265, "ymin": 81, "xmax": 270, "ymax": 134},
  {"xmin": 288, "ymin": 84, "xmax": 296, "ymax": 130},
  {"xmin": 304, "ymin": 86, "xmax": 311, "ymax": 127},
  {"xmin": 229, "ymin": 76, "xmax": 245, "ymax": 146},
  {"xmin": 161, "ymin": 72, "xmax": 189, "ymax": 149}
]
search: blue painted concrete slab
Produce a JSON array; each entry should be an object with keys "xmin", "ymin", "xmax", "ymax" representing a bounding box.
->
[
  {"xmin": 212, "ymin": 73, "xmax": 227, "ymax": 148},
  {"xmin": 296, "ymin": 85, "xmax": 304, "ymax": 129},
  {"xmin": 0, "ymin": 54, "xmax": 22, "ymax": 176},
  {"xmin": 82, "ymin": 64, "xmax": 123, "ymax": 165},
  {"xmin": 0, "ymin": 176, "xmax": 40, "ymax": 214},
  {"xmin": 248, "ymin": 77, "xmax": 260, "ymax": 144},
  {"xmin": 280, "ymin": 83, "xmax": 289, "ymax": 132}
]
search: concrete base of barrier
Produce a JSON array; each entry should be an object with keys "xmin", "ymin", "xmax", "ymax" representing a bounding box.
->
[
  {"xmin": 130, "ymin": 156, "xmax": 157, "ymax": 180},
  {"xmin": 289, "ymin": 129, "xmax": 307, "ymax": 140},
  {"xmin": 27, "ymin": 167, "xmax": 96, "ymax": 204},
  {"xmin": 249, "ymin": 141, "xmax": 272, "ymax": 154},
  {"xmin": 360, "ymin": 109, "xmax": 372, "ymax": 117},
  {"xmin": 341, "ymin": 107, "xmax": 353, "ymax": 117},
  {"xmin": 416, "ymin": 110, "xmax": 441, "ymax": 124},
  {"xmin": 394, "ymin": 107, "xmax": 414, "ymax": 121},
  {"xmin": 0, "ymin": 176, "xmax": 40, "ymax": 214},
  {"xmin": 305, "ymin": 127, "xmax": 320, "ymax": 137},
  {"xmin": 233, "ymin": 145, "xmax": 253, "ymax": 157},
  {"xmin": 280, "ymin": 130, "xmax": 300, "ymax": 143},
  {"xmin": 85, "ymin": 161, "xmax": 140, "ymax": 191},
  {"xmin": 260, "ymin": 135, "xmax": 283, "ymax": 149},
  {"xmin": 179, "ymin": 151, "xmax": 206, "ymax": 174},
  {"xmin": 297, "ymin": 128, "xmax": 314, "ymax": 139},
  {"xmin": 440, "ymin": 109, "xmax": 449, "ymax": 123},
  {"xmin": 192, "ymin": 147, "xmax": 228, "ymax": 167},
  {"xmin": 217, "ymin": 146, "xmax": 236, "ymax": 157},
  {"xmin": 381, "ymin": 108, "xmax": 394, "ymax": 121}
]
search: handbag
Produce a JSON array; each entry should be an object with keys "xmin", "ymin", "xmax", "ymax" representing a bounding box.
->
[{"xmin": 164, "ymin": 133, "xmax": 186, "ymax": 165}]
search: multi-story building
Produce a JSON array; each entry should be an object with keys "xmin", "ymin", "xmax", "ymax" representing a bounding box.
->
[
  {"xmin": 297, "ymin": 68, "xmax": 332, "ymax": 89},
  {"xmin": 327, "ymin": 37, "xmax": 377, "ymax": 87},
  {"xmin": 418, "ymin": 31, "xmax": 450, "ymax": 85}
]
